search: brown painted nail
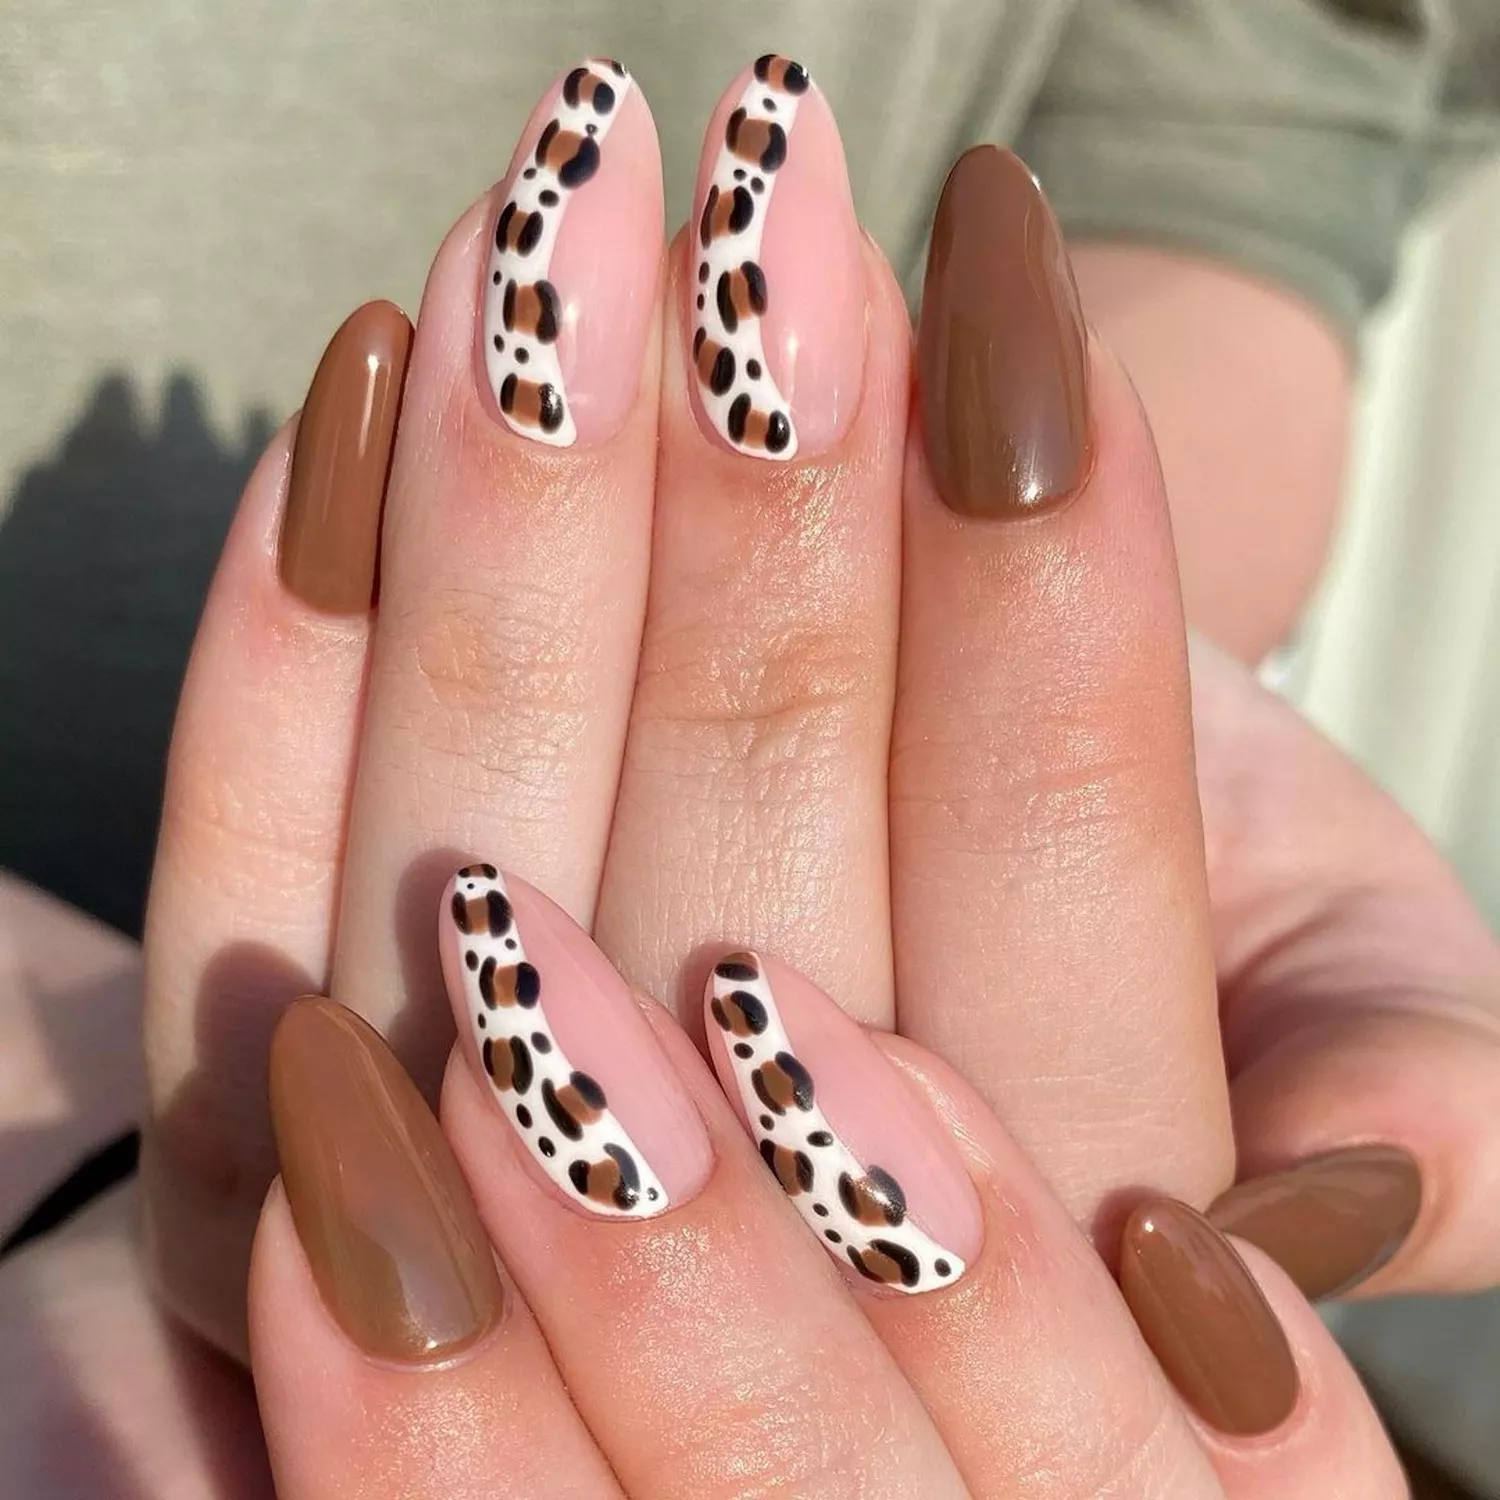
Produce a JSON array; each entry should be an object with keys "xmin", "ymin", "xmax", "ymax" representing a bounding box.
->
[
  {"xmin": 279, "ymin": 300, "xmax": 412, "ymax": 612},
  {"xmin": 270, "ymin": 997, "xmax": 503, "ymax": 1363},
  {"xmin": 1120, "ymin": 1198, "xmax": 1299, "ymax": 1438},
  {"xmin": 1209, "ymin": 1146, "xmax": 1421, "ymax": 1302},
  {"xmin": 917, "ymin": 146, "xmax": 1091, "ymax": 518}
]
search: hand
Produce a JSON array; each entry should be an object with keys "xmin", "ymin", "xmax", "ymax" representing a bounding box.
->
[
  {"xmin": 249, "ymin": 932, "xmax": 1405, "ymax": 1498},
  {"xmin": 102, "ymin": 48, "xmax": 1499, "ymax": 1493}
]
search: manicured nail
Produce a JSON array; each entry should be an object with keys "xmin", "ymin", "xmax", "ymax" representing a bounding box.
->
[
  {"xmin": 917, "ymin": 146, "xmax": 1091, "ymax": 517},
  {"xmin": 481, "ymin": 59, "xmax": 662, "ymax": 447},
  {"xmin": 269, "ymin": 997, "xmax": 503, "ymax": 1363},
  {"xmin": 687, "ymin": 56, "xmax": 864, "ymax": 460},
  {"xmin": 280, "ymin": 301, "xmax": 412, "ymax": 612},
  {"xmin": 1208, "ymin": 1146, "xmax": 1421, "ymax": 1301},
  {"xmin": 705, "ymin": 952, "xmax": 979, "ymax": 1293},
  {"xmin": 439, "ymin": 866, "xmax": 711, "ymax": 1218},
  {"xmin": 1120, "ymin": 1198, "xmax": 1300, "ymax": 1438}
]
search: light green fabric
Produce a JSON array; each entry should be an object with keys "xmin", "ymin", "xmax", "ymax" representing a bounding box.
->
[{"xmin": 0, "ymin": 0, "xmax": 1496, "ymax": 931}]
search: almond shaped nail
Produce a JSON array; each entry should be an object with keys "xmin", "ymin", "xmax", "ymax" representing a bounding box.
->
[
  {"xmin": 705, "ymin": 952, "xmax": 980, "ymax": 1293},
  {"xmin": 917, "ymin": 146, "xmax": 1091, "ymax": 517},
  {"xmin": 481, "ymin": 59, "xmax": 662, "ymax": 447},
  {"xmin": 1120, "ymin": 1198, "xmax": 1300, "ymax": 1438},
  {"xmin": 270, "ymin": 997, "xmax": 503, "ymax": 1363},
  {"xmin": 1208, "ymin": 1146, "xmax": 1421, "ymax": 1301},
  {"xmin": 280, "ymin": 301, "xmax": 412, "ymax": 612},
  {"xmin": 438, "ymin": 865, "xmax": 712, "ymax": 1219},
  {"xmin": 687, "ymin": 56, "xmax": 864, "ymax": 460}
]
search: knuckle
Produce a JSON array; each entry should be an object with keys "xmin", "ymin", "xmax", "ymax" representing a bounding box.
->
[
  {"xmin": 397, "ymin": 586, "xmax": 596, "ymax": 780},
  {"xmin": 635, "ymin": 618, "xmax": 880, "ymax": 771},
  {"xmin": 891, "ymin": 692, "xmax": 1169, "ymax": 879}
]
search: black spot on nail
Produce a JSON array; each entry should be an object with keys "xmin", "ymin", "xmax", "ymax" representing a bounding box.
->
[
  {"xmin": 539, "ymin": 188, "xmax": 559, "ymax": 206},
  {"xmin": 825, "ymin": 1230, "xmax": 842, "ymax": 1243},
  {"xmin": 539, "ymin": 1136, "xmax": 556, "ymax": 1157},
  {"xmin": 558, "ymin": 136, "xmax": 601, "ymax": 188},
  {"xmin": 516, "ymin": 1104, "xmax": 532, "ymax": 1128},
  {"xmin": 808, "ymin": 1131, "xmax": 833, "ymax": 1147},
  {"xmin": 733, "ymin": 1042, "xmax": 753, "ymax": 1059},
  {"xmin": 760, "ymin": 1114, "xmax": 775, "ymax": 1130},
  {"xmin": 727, "ymin": 392, "xmax": 751, "ymax": 443},
  {"xmin": 746, "ymin": 358, "xmax": 762, "ymax": 379},
  {"xmin": 531, "ymin": 1032, "xmax": 551, "ymax": 1053},
  {"xmin": 715, "ymin": 958, "xmax": 759, "ymax": 982},
  {"xmin": 709, "ymin": 345, "xmax": 736, "ymax": 396},
  {"xmin": 698, "ymin": 261, "xmax": 710, "ymax": 284},
  {"xmin": 465, "ymin": 950, "xmax": 479, "ymax": 970},
  {"xmin": 765, "ymin": 411, "xmax": 791, "ymax": 454},
  {"xmin": 514, "ymin": 961, "xmax": 540, "ymax": 1007},
  {"xmin": 813, "ymin": 1202, "xmax": 829, "ymax": 1217},
  {"xmin": 515, "ymin": 348, "xmax": 529, "ymax": 363},
  {"xmin": 935, "ymin": 1259, "xmax": 952, "ymax": 1277}
]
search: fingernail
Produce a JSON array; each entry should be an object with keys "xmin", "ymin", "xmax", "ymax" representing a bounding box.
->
[
  {"xmin": 481, "ymin": 59, "xmax": 662, "ymax": 447},
  {"xmin": 917, "ymin": 146, "xmax": 1091, "ymax": 517},
  {"xmin": 687, "ymin": 56, "xmax": 864, "ymax": 460},
  {"xmin": 705, "ymin": 952, "xmax": 980, "ymax": 1293},
  {"xmin": 1120, "ymin": 1198, "xmax": 1300, "ymax": 1438},
  {"xmin": 280, "ymin": 301, "xmax": 412, "ymax": 612},
  {"xmin": 1208, "ymin": 1146, "xmax": 1421, "ymax": 1301},
  {"xmin": 439, "ymin": 866, "xmax": 712, "ymax": 1218},
  {"xmin": 269, "ymin": 997, "xmax": 503, "ymax": 1363}
]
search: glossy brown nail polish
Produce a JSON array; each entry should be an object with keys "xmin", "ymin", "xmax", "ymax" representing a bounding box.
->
[
  {"xmin": 917, "ymin": 146, "xmax": 1091, "ymax": 518},
  {"xmin": 1120, "ymin": 1198, "xmax": 1299, "ymax": 1438},
  {"xmin": 1209, "ymin": 1147, "xmax": 1421, "ymax": 1302},
  {"xmin": 270, "ymin": 996, "xmax": 503, "ymax": 1362},
  {"xmin": 279, "ymin": 300, "xmax": 412, "ymax": 612}
]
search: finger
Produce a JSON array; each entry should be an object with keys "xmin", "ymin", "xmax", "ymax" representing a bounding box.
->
[
  {"xmin": 141, "ymin": 302, "xmax": 410, "ymax": 1358},
  {"xmin": 704, "ymin": 955, "xmax": 1229, "ymax": 1497},
  {"xmin": 595, "ymin": 56, "xmax": 907, "ymax": 1029},
  {"xmin": 438, "ymin": 869, "xmax": 966, "ymax": 1498},
  {"xmin": 251, "ymin": 998, "xmax": 620, "ymax": 1500},
  {"xmin": 890, "ymin": 147, "xmax": 1233, "ymax": 1230},
  {"xmin": 330, "ymin": 60, "xmax": 663, "ymax": 1094},
  {"xmin": 1190, "ymin": 636, "xmax": 1500, "ymax": 1297}
]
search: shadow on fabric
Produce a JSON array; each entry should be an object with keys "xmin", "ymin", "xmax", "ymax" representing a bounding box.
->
[{"xmin": 0, "ymin": 374, "xmax": 274, "ymax": 936}]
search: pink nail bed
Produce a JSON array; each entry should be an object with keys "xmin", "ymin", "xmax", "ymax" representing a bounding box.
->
[
  {"xmin": 439, "ymin": 866, "xmax": 710, "ymax": 1218},
  {"xmin": 687, "ymin": 55, "xmax": 865, "ymax": 460},
  {"xmin": 705, "ymin": 952, "xmax": 980, "ymax": 1292}
]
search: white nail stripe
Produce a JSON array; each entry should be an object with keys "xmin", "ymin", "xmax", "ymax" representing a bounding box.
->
[
  {"xmin": 447, "ymin": 867, "xmax": 668, "ymax": 1218},
  {"xmin": 712, "ymin": 959, "xmax": 965, "ymax": 1293},
  {"xmin": 483, "ymin": 60, "xmax": 633, "ymax": 447},
  {"xmin": 693, "ymin": 60, "xmax": 805, "ymax": 460}
]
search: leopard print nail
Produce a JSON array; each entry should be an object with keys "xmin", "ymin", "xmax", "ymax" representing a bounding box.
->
[
  {"xmin": 691, "ymin": 55, "xmax": 811, "ymax": 461},
  {"xmin": 447, "ymin": 864, "xmax": 667, "ymax": 1216},
  {"xmin": 483, "ymin": 59, "xmax": 633, "ymax": 447},
  {"xmin": 711, "ymin": 952, "xmax": 966, "ymax": 1291}
]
